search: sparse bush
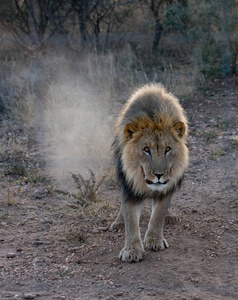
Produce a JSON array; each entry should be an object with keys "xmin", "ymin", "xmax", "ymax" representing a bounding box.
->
[
  {"xmin": 209, "ymin": 149, "xmax": 225, "ymax": 159},
  {"xmin": 163, "ymin": 1, "xmax": 188, "ymax": 34},
  {"xmin": 66, "ymin": 231, "xmax": 87, "ymax": 243},
  {"xmin": 0, "ymin": 0, "xmax": 71, "ymax": 50},
  {"xmin": 4, "ymin": 161, "xmax": 27, "ymax": 176},
  {"xmin": 70, "ymin": 169, "xmax": 106, "ymax": 207},
  {"xmin": 189, "ymin": 0, "xmax": 238, "ymax": 80}
]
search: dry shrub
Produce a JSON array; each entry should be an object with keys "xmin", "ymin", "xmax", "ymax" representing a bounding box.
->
[
  {"xmin": 70, "ymin": 169, "xmax": 106, "ymax": 207},
  {"xmin": 4, "ymin": 186, "xmax": 23, "ymax": 206}
]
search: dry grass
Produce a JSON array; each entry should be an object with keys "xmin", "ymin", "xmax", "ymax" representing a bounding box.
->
[
  {"xmin": 0, "ymin": 55, "xmax": 38, "ymax": 121},
  {"xmin": 70, "ymin": 169, "xmax": 106, "ymax": 207},
  {"xmin": 0, "ymin": 45, "xmax": 196, "ymax": 218},
  {"xmin": 0, "ymin": 46, "xmax": 196, "ymax": 121},
  {"xmin": 5, "ymin": 186, "xmax": 20, "ymax": 205},
  {"xmin": 3, "ymin": 184, "xmax": 23, "ymax": 206},
  {"xmin": 160, "ymin": 60, "xmax": 196, "ymax": 98}
]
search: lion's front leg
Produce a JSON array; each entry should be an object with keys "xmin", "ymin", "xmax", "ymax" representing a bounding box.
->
[
  {"xmin": 119, "ymin": 200, "xmax": 144, "ymax": 262},
  {"xmin": 144, "ymin": 193, "xmax": 172, "ymax": 251}
]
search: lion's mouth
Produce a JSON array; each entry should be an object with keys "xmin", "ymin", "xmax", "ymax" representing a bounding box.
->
[{"xmin": 145, "ymin": 179, "xmax": 169, "ymax": 185}]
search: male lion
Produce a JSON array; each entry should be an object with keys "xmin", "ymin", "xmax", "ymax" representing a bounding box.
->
[{"xmin": 110, "ymin": 84, "xmax": 189, "ymax": 262}]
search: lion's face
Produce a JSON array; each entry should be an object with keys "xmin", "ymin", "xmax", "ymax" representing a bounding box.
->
[
  {"xmin": 121, "ymin": 121, "xmax": 188, "ymax": 195},
  {"xmin": 138, "ymin": 130, "xmax": 174, "ymax": 192}
]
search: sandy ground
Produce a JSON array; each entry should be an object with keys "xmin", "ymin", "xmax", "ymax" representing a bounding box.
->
[{"xmin": 0, "ymin": 78, "xmax": 237, "ymax": 300}]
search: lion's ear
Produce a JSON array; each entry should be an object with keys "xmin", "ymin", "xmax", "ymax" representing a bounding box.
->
[
  {"xmin": 124, "ymin": 123, "xmax": 137, "ymax": 139},
  {"xmin": 173, "ymin": 122, "xmax": 186, "ymax": 138}
]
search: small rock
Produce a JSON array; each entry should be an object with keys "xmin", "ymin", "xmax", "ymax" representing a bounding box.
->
[
  {"xmin": 7, "ymin": 252, "xmax": 16, "ymax": 258},
  {"xmin": 41, "ymin": 218, "xmax": 53, "ymax": 224},
  {"xmin": 23, "ymin": 293, "xmax": 36, "ymax": 299},
  {"xmin": 114, "ymin": 292, "xmax": 123, "ymax": 297},
  {"xmin": 65, "ymin": 257, "xmax": 71, "ymax": 264},
  {"xmin": 98, "ymin": 227, "xmax": 108, "ymax": 231},
  {"xmin": 34, "ymin": 241, "xmax": 44, "ymax": 246},
  {"xmin": 92, "ymin": 228, "xmax": 100, "ymax": 233}
]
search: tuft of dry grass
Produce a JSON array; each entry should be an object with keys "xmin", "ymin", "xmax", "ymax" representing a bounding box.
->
[
  {"xmin": 160, "ymin": 60, "xmax": 196, "ymax": 98},
  {"xmin": 65, "ymin": 231, "xmax": 87, "ymax": 244},
  {"xmin": 70, "ymin": 169, "xmax": 106, "ymax": 207},
  {"xmin": 4, "ymin": 186, "xmax": 23, "ymax": 206}
]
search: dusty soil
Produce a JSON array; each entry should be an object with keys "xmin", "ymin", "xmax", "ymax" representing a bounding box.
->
[{"xmin": 0, "ymin": 78, "xmax": 238, "ymax": 300}]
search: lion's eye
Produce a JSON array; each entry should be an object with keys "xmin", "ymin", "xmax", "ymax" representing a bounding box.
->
[
  {"xmin": 165, "ymin": 146, "xmax": 171, "ymax": 154},
  {"xmin": 143, "ymin": 147, "xmax": 151, "ymax": 154}
]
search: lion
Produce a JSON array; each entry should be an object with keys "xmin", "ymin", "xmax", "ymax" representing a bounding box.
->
[{"xmin": 110, "ymin": 83, "xmax": 189, "ymax": 262}]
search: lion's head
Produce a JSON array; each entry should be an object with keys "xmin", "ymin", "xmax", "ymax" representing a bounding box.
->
[{"xmin": 120, "ymin": 116, "xmax": 188, "ymax": 196}]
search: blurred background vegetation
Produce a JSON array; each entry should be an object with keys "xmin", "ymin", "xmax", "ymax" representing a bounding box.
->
[
  {"xmin": 0, "ymin": 0, "xmax": 238, "ymax": 119},
  {"xmin": 0, "ymin": 0, "xmax": 237, "ymax": 196}
]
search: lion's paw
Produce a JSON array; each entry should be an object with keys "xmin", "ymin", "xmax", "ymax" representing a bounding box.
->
[
  {"xmin": 119, "ymin": 248, "xmax": 144, "ymax": 262},
  {"xmin": 109, "ymin": 220, "xmax": 124, "ymax": 232},
  {"xmin": 144, "ymin": 237, "xmax": 169, "ymax": 251},
  {"xmin": 164, "ymin": 214, "xmax": 180, "ymax": 225}
]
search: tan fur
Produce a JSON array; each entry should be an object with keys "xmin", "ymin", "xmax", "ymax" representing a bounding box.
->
[{"xmin": 110, "ymin": 84, "xmax": 189, "ymax": 262}]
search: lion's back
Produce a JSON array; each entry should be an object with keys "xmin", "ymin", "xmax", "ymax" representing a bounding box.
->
[{"xmin": 115, "ymin": 84, "xmax": 188, "ymax": 143}]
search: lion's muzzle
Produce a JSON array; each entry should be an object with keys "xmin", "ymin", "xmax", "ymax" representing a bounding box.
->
[
  {"xmin": 145, "ymin": 178, "xmax": 169, "ymax": 185},
  {"xmin": 144, "ymin": 172, "xmax": 170, "ymax": 191}
]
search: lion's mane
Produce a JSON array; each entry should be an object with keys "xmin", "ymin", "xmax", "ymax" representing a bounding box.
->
[{"xmin": 112, "ymin": 84, "xmax": 189, "ymax": 200}]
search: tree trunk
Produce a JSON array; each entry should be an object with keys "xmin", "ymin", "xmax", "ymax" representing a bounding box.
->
[
  {"xmin": 231, "ymin": 44, "xmax": 238, "ymax": 75},
  {"xmin": 28, "ymin": 0, "xmax": 39, "ymax": 45},
  {"xmin": 152, "ymin": 18, "xmax": 163, "ymax": 52},
  {"xmin": 94, "ymin": 20, "xmax": 100, "ymax": 52},
  {"xmin": 79, "ymin": 15, "xmax": 87, "ymax": 47}
]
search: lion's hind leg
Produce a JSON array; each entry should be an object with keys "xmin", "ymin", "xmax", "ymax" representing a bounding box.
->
[
  {"xmin": 109, "ymin": 206, "xmax": 124, "ymax": 231},
  {"xmin": 164, "ymin": 211, "xmax": 181, "ymax": 225}
]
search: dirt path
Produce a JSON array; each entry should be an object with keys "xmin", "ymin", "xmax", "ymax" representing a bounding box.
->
[{"xmin": 0, "ymin": 78, "xmax": 237, "ymax": 300}]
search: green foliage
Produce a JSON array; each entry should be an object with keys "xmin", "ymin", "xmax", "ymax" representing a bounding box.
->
[
  {"xmin": 23, "ymin": 173, "xmax": 47, "ymax": 184},
  {"xmin": 163, "ymin": 1, "xmax": 188, "ymax": 34},
  {"xmin": 199, "ymin": 131, "xmax": 217, "ymax": 142},
  {"xmin": 4, "ymin": 159, "xmax": 47, "ymax": 184},
  {"xmin": 230, "ymin": 141, "xmax": 238, "ymax": 149},
  {"xmin": 66, "ymin": 231, "xmax": 87, "ymax": 243},
  {"xmin": 211, "ymin": 117, "xmax": 231, "ymax": 129},
  {"xmin": 209, "ymin": 149, "xmax": 225, "ymax": 159},
  {"xmin": 189, "ymin": 0, "xmax": 238, "ymax": 79},
  {"xmin": 4, "ymin": 161, "xmax": 27, "ymax": 176},
  {"xmin": 200, "ymin": 40, "xmax": 223, "ymax": 78}
]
